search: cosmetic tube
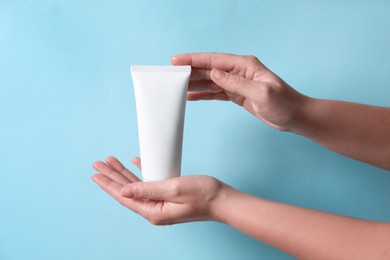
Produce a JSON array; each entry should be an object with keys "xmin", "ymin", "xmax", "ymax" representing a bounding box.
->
[{"xmin": 131, "ymin": 65, "xmax": 191, "ymax": 181}]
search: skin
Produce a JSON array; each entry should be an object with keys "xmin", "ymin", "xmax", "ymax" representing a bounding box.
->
[
  {"xmin": 173, "ymin": 53, "xmax": 390, "ymax": 170},
  {"xmin": 92, "ymin": 53, "xmax": 390, "ymax": 259}
]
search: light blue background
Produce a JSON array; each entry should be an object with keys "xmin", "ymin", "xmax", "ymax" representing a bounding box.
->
[{"xmin": 1, "ymin": 1, "xmax": 389, "ymax": 259}]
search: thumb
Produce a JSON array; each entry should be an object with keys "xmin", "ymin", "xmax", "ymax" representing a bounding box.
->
[
  {"xmin": 121, "ymin": 181, "xmax": 171, "ymax": 201},
  {"xmin": 210, "ymin": 69, "xmax": 255, "ymax": 97}
]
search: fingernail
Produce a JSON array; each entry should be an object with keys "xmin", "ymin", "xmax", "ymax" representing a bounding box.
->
[
  {"xmin": 213, "ymin": 69, "xmax": 226, "ymax": 80},
  {"xmin": 122, "ymin": 186, "xmax": 134, "ymax": 197}
]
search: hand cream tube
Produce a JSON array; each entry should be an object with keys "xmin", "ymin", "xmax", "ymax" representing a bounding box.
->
[{"xmin": 130, "ymin": 65, "xmax": 191, "ymax": 182}]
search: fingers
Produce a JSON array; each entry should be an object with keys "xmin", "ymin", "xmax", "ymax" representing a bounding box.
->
[
  {"xmin": 132, "ymin": 157, "xmax": 141, "ymax": 170},
  {"xmin": 188, "ymin": 80, "xmax": 222, "ymax": 93},
  {"xmin": 190, "ymin": 68, "xmax": 211, "ymax": 80},
  {"xmin": 91, "ymin": 174, "xmax": 123, "ymax": 200},
  {"xmin": 93, "ymin": 160, "xmax": 131, "ymax": 186},
  {"xmin": 91, "ymin": 173, "xmax": 149, "ymax": 216},
  {"xmin": 187, "ymin": 92, "xmax": 229, "ymax": 101},
  {"xmin": 121, "ymin": 179, "xmax": 182, "ymax": 203},
  {"xmin": 105, "ymin": 156, "xmax": 141, "ymax": 183},
  {"xmin": 171, "ymin": 52, "xmax": 248, "ymax": 71},
  {"xmin": 210, "ymin": 69, "xmax": 256, "ymax": 98}
]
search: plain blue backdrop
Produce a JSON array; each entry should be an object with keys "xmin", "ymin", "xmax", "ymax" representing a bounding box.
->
[{"xmin": 1, "ymin": 1, "xmax": 389, "ymax": 259}]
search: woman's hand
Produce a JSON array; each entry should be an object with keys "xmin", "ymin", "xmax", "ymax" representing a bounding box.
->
[
  {"xmin": 91, "ymin": 156, "xmax": 390, "ymax": 259},
  {"xmin": 171, "ymin": 52, "xmax": 310, "ymax": 132},
  {"xmin": 92, "ymin": 156, "xmax": 232, "ymax": 225}
]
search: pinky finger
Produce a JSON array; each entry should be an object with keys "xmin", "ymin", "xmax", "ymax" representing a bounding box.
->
[{"xmin": 187, "ymin": 92, "xmax": 230, "ymax": 101}]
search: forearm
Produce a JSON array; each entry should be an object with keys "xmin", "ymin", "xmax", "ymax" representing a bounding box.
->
[
  {"xmin": 215, "ymin": 188, "xmax": 390, "ymax": 259},
  {"xmin": 293, "ymin": 98, "xmax": 390, "ymax": 170}
]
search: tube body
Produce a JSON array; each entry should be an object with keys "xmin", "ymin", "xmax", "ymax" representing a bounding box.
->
[{"xmin": 131, "ymin": 65, "xmax": 191, "ymax": 181}]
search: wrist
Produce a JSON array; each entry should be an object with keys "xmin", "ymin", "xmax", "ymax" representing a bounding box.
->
[
  {"xmin": 209, "ymin": 184, "xmax": 242, "ymax": 223},
  {"xmin": 287, "ymin": 95, "xmax": 319, "ymax": 136}
]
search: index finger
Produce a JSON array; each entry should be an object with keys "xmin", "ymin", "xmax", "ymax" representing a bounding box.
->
[{"xmin": 171, "ymin": 52, "xmax": 246, "ymax": 71}]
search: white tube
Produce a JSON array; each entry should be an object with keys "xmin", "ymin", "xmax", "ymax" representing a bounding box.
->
[{"xmin": 130, "ymin": 65, "xmax": 191, "ymax": 182}]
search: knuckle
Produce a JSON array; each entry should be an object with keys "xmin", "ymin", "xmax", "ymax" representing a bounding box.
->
[
  {"xmin": 246, "ymin": 55, "xmax": 260, "ymax": 64},
  {"xmin": 137, "ymin": 184, "xmax": 150, "ymax": 199}
]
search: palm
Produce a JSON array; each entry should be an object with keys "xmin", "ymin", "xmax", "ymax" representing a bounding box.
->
[{"xmin": 92, "ymin": 156, "xmax": 223, "ymax": 225}]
